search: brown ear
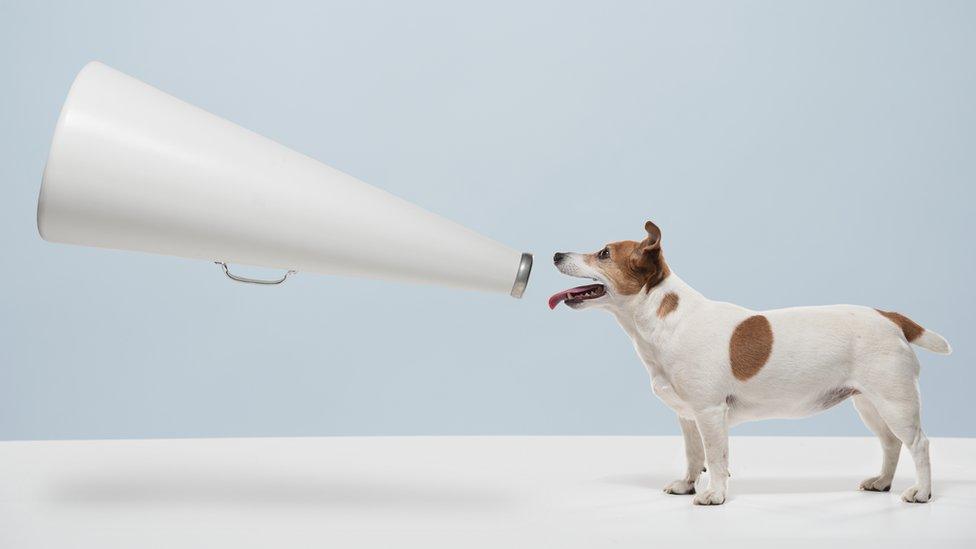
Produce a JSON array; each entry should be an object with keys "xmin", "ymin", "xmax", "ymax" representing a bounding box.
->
[
  {"xmin": 643, "ymin": 220, "xmax": 662, "ymax": 250},
  {"xmin": 633, "ymin": 220, "xmax": 671, "ymax": 289},
  {"xmin": 633, "ymin": 220, "xmax": 663, "ymax": 271}
]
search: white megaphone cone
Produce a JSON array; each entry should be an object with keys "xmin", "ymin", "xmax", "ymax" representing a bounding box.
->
[{"xmin": 37, "ymin": 62, "xmax": 532, "ymax": 296}]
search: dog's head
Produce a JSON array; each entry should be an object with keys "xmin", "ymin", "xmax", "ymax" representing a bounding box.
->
[{"xmin": 550, "ymin": 220, "xmax": 669, "ymax": 311}]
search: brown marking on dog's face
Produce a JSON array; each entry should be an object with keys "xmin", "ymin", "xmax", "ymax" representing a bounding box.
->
[
  {"xmin": 729, "ymin": 315, "xmax": 773, "ymax": 381},
  {"xmin": 583, "ymin": 220, "xmax": 670, "ymax": 295},
  {"xmin": 657, "ymin": 292, "xmax": 680, "ymax": 318},
  {"xmin": 875, "ymin": 309, "xmax": 924, "ymax": 342}
]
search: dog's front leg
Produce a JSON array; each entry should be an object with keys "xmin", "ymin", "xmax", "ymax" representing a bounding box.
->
[
  {"xmin": 663, "ymin": 416, "xmax": 705, "ymax": 495},
  {"xmin": 692, "ymin": 405, "xmax": 729, "ymax": 505}
]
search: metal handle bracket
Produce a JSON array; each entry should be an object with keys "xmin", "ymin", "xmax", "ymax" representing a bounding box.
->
[{"xmin": 215, "ymin": 261, "xmax": 296, "ymax": 285}]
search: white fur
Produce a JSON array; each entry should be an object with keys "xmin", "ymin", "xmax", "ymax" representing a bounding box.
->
[{"xmin": 555, "ymin": 253, "xmax": 950, "ymax": 505}]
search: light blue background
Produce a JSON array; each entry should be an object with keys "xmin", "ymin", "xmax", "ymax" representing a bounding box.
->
[{"xmin": 1, "ymin": 1, "xmax": 972, "ymax": 439}]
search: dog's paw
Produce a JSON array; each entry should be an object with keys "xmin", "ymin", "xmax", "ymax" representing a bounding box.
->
[
  {"xmin": 663, "ymin": 479, "xmax": 696, "ymax": 495},
  {"xmin": 901, "ymin": 485, "xmax": 931, "ymax": 503},
  {"xmin": 692, "ymin": 489, "xmax": 726, "ymax": 506},
  {"xmin": 858, "ymin": 475, "xmax": 892, "ymax": 492}
]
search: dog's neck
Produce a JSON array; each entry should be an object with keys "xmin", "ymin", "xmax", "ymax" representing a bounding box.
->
[{"xmin": 608, "ymin": 271, "xmax": 706, "ymax": 347}]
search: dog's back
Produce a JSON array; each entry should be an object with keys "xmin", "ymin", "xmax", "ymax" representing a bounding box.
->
[{"xmin": 719, "ymin": 304, "xmax": 949, "ymax": 422}]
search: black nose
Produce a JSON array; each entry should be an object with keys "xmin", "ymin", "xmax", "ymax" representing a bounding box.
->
[{"xmin": 553, "ymin": 252, "xmax": 567, "ymax": 265}]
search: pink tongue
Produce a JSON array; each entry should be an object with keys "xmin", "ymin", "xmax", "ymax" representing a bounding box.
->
[{"xmin": 548, "ymin": 284, "xmax": 601, "ymax": 310}]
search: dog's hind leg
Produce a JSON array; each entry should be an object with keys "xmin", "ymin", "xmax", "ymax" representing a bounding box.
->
[
  {"xmin": 853, "ymin": 394, "xmax": 901, "ymax": 492},
  {"xmin": 691, "ymin": 405, "xmax": 730, "ymax": 505},
  {"xmin": 861, "ymin": 357, "xmax": 931, "ymax": 503},
  {"xmin": 663, "ymin": 417, "xmax": 705, "ymax": 495},
  {"xmin": 875, "ymin": 398, "xmax": 931, "ymax": 503}
]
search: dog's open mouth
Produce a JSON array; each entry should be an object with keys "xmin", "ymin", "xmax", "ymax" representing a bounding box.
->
[{"xmin": 548, "ymin": 284, "xmax": 606, "ymax": 309}]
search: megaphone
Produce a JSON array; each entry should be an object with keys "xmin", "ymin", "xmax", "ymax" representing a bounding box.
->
[{"xmin": 36, "ymin": 62, "xmax": 532, "ymax": 297}]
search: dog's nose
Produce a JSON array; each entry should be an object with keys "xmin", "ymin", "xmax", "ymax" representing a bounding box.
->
[{"xmin": 553, "ymin": 252, "xmax": 567, "ymax": 264}]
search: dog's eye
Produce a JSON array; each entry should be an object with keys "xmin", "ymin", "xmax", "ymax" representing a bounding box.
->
[{"xmin": 598, "ymin": 247, "xmax": 610, "ymax": 260}]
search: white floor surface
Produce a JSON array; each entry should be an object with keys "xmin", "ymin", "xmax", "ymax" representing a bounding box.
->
[{"xmin": 0, "ymin": 436, "xmax": 973, "ymax": 548}]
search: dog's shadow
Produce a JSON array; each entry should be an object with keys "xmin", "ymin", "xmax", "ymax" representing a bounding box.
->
[
  {"xmin": 603, "ymin": 473, "xmax": 880, "ymax": 495},
  {"xmin": 599, "ymin": 472, "xmax": 976, "ymax": 495}
]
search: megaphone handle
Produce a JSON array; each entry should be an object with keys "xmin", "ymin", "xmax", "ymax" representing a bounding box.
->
[{"xmin": 214, "ymin": 261, "xmax": 297, "ymax": 286}]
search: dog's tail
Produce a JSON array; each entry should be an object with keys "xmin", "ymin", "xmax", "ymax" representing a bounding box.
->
[
  {"xmin": 876, "ymin": 309, "xmax": 951, "ymax": 355},
  {"xmin": 914, "ymin": 329, "xmax": 952, "ymax": 355}
]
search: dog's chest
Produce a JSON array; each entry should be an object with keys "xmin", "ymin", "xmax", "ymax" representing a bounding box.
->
[
  {"xmin": 629, "ymin": 334, "xmax": 664, "ymax": 373},
  {"xmin": 628, "ymin": 334, "xmax": 695, "ymax": 413},
  {"xmin": 623, "ymin": 308, "xmax": 697, "ymax": 415},
  {"xmin": 628, "ymin": 316, "xmax": 681, "ymax": 377}
]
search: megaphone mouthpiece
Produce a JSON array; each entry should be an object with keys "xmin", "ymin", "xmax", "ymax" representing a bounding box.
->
[{"xmin": 510, "ymin": 253, "xmax": 532, "ymax": 298}]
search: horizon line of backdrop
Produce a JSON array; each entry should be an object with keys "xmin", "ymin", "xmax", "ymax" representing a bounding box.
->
[{"xmin": 1, "ymin": 0, "xmax": 973, "ymax": 440}]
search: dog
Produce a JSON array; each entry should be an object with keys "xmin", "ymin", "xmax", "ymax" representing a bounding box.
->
[{"xmin": 550, "ymin": 220, "xmax": 951, "ymax": 505}]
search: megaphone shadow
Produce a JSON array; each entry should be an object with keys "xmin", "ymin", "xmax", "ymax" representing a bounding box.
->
[{"xmin": 48, "ymin": 469, "xmax": 513, "ymax": 511}]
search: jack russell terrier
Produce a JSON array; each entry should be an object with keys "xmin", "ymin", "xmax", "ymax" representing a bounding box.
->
[{"xmin": 550, "ymin": 220, "xmax": 951, "ymax": 505}]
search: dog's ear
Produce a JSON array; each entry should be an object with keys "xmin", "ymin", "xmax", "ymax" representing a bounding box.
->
[
  {"xmin": 642, "ymin": 220, "xmax": 662, "ymax": 251},
  {"xmin": 633, "ymin": 220, "xmax": 670, "ymax": 288},
  {"xmin": 633, "ymin": 220, "xmax": 663, "ymax": 271}
]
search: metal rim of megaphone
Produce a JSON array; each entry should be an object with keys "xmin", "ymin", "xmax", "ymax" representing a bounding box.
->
[{"xmin": 510, "ymin": 253, "xmax": 532, "ymax": 299}]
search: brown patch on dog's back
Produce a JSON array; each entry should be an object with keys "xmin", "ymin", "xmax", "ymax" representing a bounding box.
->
[
  {"xmin": 729, "ymin": 315, "xmax": 773, "ymax": 381},
  {"xmin": 875, "ymin": 309, "xmax": 924, "ymax": 342},
  {"xmin": 657, "ymin": 292, "xmax": 679, "ymax": 318}
]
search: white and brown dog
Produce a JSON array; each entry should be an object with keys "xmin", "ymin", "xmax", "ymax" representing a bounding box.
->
[{"xmin": 550, "ymin": 220, "xmax": 951, "ymax": 505}]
